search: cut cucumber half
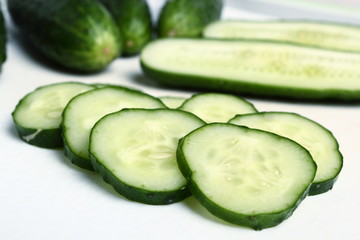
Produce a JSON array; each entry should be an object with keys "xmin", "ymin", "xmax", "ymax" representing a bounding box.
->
[
  {"xmin": 203, "ymin": 20, "xmax": 360, "ymax": 53},
  {"xmin": 62, "ymin": 86, "xmax": 166, "ymax": 170},
  {"xmin": 89, "ymin": 108, "xmax": 205, "ymax": 204},
  {"xmin": 229, "ymin": 112, "xmax": 343, "ymax": 195},
  {"xmin": 12, "ymin": 82, "xmax": 95, "ymax": 148},
  {"xmin": 177, "ymin": 123, "xmax": 317, "ymax": 230},
  {"xmin": 159, "ymin": 96, "xmax": 187, "ymax": 109},
  {"xmin": 141, "ymin": 38, "xmax": 360, "ymax": 101},
  {"xmin": 178, "ymin": 92, "xmax": 257, "ymax": 123}
]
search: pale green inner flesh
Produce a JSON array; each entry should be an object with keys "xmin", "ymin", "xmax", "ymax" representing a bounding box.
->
[
  {"xmin": 91, "ymin": 110, "xmax": 204, "ymax": 191},
  {"xmin": 229, "ymin": 113, "xmax": 342, "ymax": 183},
  {"xmin": 183, "ymin": 125, "xmax": 315, "ymax": 214},
  {"xmin": 63, "ymin": 88, "xmax": 164, "ymax": 160},
  {"xmin": 204, "ymin": 21, "xmax": 360, "ymax": 52},
  {"xmin": 179, "ymin": 93, "xmax": 257, "ymax": 123},
  {"xmin": 159, "ymin": 96, "xmax": 187, "ymax": 109},
  {"xmin": 14, "ymin": 83, "xmax": 95, "ymax": 129},
  {"xmin": 142, "ymin": 39, "xmax": 360, "ymax": 89}
]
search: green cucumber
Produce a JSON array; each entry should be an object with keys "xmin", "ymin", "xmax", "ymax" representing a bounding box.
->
[
  {"xmin": 89, "ymin": 108, "xmax": 205, "ymax": 205},
  {"xmin": 177, "ymin": 123, "xmax": 317, "ymax": 230},
  {"xmin": 99, "ymin": 0, "xmax": 152, "ymax": 55},
  {"xmin": 141, "ymin": 38, "xmax": 360, "ymax": 101},
  {"xmin": 12, "ymin": 82, "xmax": 95, "ymax": 148},
  {"xmin": 62, "ymin": 86, "xmax": 166, "ymax": 170},
  {"xmin": 204, "ymin": 20, "xmax": 360, "ymax": 53},
  {"xmin": 178, "ymin": 92, "xmax": 257, "ymax": 123},
  {"xmin": 0, "ymin": 4, "xmax": 6, "ymax": 70},
  {"xmin": 159, "ymin": 96, "xmax": 187, "ymax": 109},
  {"xmin": 157, "ymin": 0, "xmax": 223, "ymax": 38},
  {"xmin": 8, "ymin": 0, "xmax": 122, "ymax": 72},
  {"xmin": 229, "ymin": 112, "xmax": 343, "ymax": 195}
]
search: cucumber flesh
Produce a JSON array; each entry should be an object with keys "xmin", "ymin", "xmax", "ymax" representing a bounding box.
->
[
  {"xmin": 178, "ymin": 92, "xmax": 257, "ymax": 123},
  {"xmin": 177, "ymin": 123, "xmax": 316, "ymax": 230},
  {"xmin": 204, "ymin": 20, "xmax": 360, "ymax": 53},
  {"xmin": 62, "ymin": 86, "xmax": 166, "ymax": 170},
  {"xmin": 159, "ymin": 96, "xmax": 187, "ymax": 109},
  {"xmin": 89, "ymin": 108, "xmax": 205, "ymax": 204},
  {"xmin": 12, "ymin": 82, "xmax": 95, "ymax": 148},
  {"xmin": 141, "ymin": 38, "xmax": 360, "ymax": 101},
  {"xmin": 229, "ymin": 112, "xmax": 343, "ymax": 195}
]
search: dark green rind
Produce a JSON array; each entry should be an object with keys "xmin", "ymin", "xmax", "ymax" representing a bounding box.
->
[
  {"xmin": 0, "ymin": 4, "xmax": 6, "ymax": 70},
  {"xmin": 176, "ymin": 123, "xmax": 316, "ymax": 230},
  {"xmin": 12, "ymin": 124, "xmax": 62, "ymax": 149},
  {"xmin": 141, "ymin": 59, "xmax": 360, "ymax": 102},
  {"xmin": 157, "ymin": 0, "xmax": 223, "ymax": 38},
  {"xmin": 309, "ymin": 175, "xmax": 340, "ymax": 196},
  {"xmin": 90, "ymin": 152, "xmax": 191, "ymax": 205},
  {"xmin": 100, "ymin": 0, "xmax": 153, "ymax": 55},
  {"xmin": 8, "ymin": 0, "xmax": 122, "ymax": 72},
  {"xmin": 228, "ymin": 112, "xmax": 343, "ymax": 196},
  {"xmin": 61, "ymin": 86, "xmax": 167, "ymax": 171},
  {"xmin": 63, "ymin": 140, "xmax": 94, "ymax": 171}
]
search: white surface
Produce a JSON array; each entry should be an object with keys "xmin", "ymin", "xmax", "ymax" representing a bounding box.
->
[{"xmin": 1, "ymin": 1, "xmax": 360, "ymax": 240}]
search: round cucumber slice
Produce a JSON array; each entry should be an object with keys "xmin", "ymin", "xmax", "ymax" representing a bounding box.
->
[
  {"xmin": 12, "ymin": 82, "xmax": 95, "ymax": 148},
  {"xmin": 89, "ymin": 108, "xmax": 205, "ymax": 205},
  {"xmin": 229, "ymin": 112, "xmax": 343, "ymax": 195},
  {"xmin": 177, "ymin": 123, "xmax": 316, "ymax": 230},
  {"xmin": 62, "ymin": 86, "xmax": 166, "ymax": 170}
]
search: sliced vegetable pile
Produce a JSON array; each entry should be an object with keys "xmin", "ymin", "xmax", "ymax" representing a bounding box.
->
[{"xmin": 12, "ymin": 81, "xmax": 343, "ymax": 230}]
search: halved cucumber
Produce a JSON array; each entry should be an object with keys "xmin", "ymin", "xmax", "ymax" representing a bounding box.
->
[
  {"xmin": 203, "ymin": 20, "xmax": 360, "ymax": 53},
  {"xmin": 178, "ymin": 92, "xmax": 257, "ymax": 123},
  {"xmin": 229, "ymin": 112, "xmax": 343, "ymax": 195},
  {"xmin": 159, "ymin": 96, "xmax": 187, "ymax": 109},
  {"xmin": 62, "ymin": 86, "xmax": 166, "ymax": 170},
  {"xmin": 89, "ymin": 108, "xmax": 205, "ymax": 205},
  {"xmin": 141, "ymin": 38, "xmax": 360, "ymax": 101},
  {"xmin": 12, "ymin": 82, "xmax": 95, "ymax": 148},
  {"xmin": 177, "ymin": 123, "xmax": 317, "ymax": 230}
]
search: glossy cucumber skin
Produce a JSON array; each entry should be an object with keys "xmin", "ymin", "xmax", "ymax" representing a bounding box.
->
[
  {"xmin": 0, "ymin": 5, "xmax": 6, "ymax": 70},
  {"xmin": 8, "ymin": 0, "xmax": 122, "ymax": 72},
  {"xmin": 157, "ymin": 0, "xmax": 223, "ymax": 38},
  {"xmin": 100, "ymin": 0, "xmax": 153, "ymax": 55},
  {"xmin": 90, "ymin": 153, "xmax": 191, "ymax": 205},
  {"xmin": 13, "ymin": 125, "xmax": 62, "ymax": 149}
]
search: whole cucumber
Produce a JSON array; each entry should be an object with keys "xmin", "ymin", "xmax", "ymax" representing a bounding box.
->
[
  {"xmin": 0, "ymin": 4, "xmax": 6, "ymax": 71},
  {"xmin": 157, "ymin": 0, "xmax": 223, "ymax": 38},
  {"xmin": 8, "ymin": 0, "xmax": 122, "ymax": 72},
  {"xmin": 100, "ymin": 0, "xmax": 153, "ymax": 55}
]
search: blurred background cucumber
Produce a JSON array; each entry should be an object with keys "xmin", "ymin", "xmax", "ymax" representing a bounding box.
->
[{"xmin": 100, "ymin": 0, "xmax": 153, "ymax": 56}]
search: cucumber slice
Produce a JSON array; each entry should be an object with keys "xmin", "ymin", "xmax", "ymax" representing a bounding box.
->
[
  {"xmin": 89, "ymin": 108, "xmax": 205, "ymax": 205},
  {"xmin": 177, "ymin": 123, "xmax": 317, "ymax": 230},
  {"xmin": 178, "ymin": 92, "xmax": 257, "ymax": 123},
  {"xmin": 159, "ymin": 96, "xmax": 187, "ymax": 109},
  {"xmin": 12, "ymin": 82, "xmax": 95, "ymax": 148},
  {"xmin": 141, "ymin": 38, "xmax": 360, "ymax": 101},
  {"xmin": 62, "ymin": 86, "xmax": 166, "ymax": 170},
  {"xmin": 203, "ymin": 20, "xmax": 360, "ymax": 53},
  {"xmin": 229, "ymin": 112, "xmax": 343, "ymax": 195}
]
